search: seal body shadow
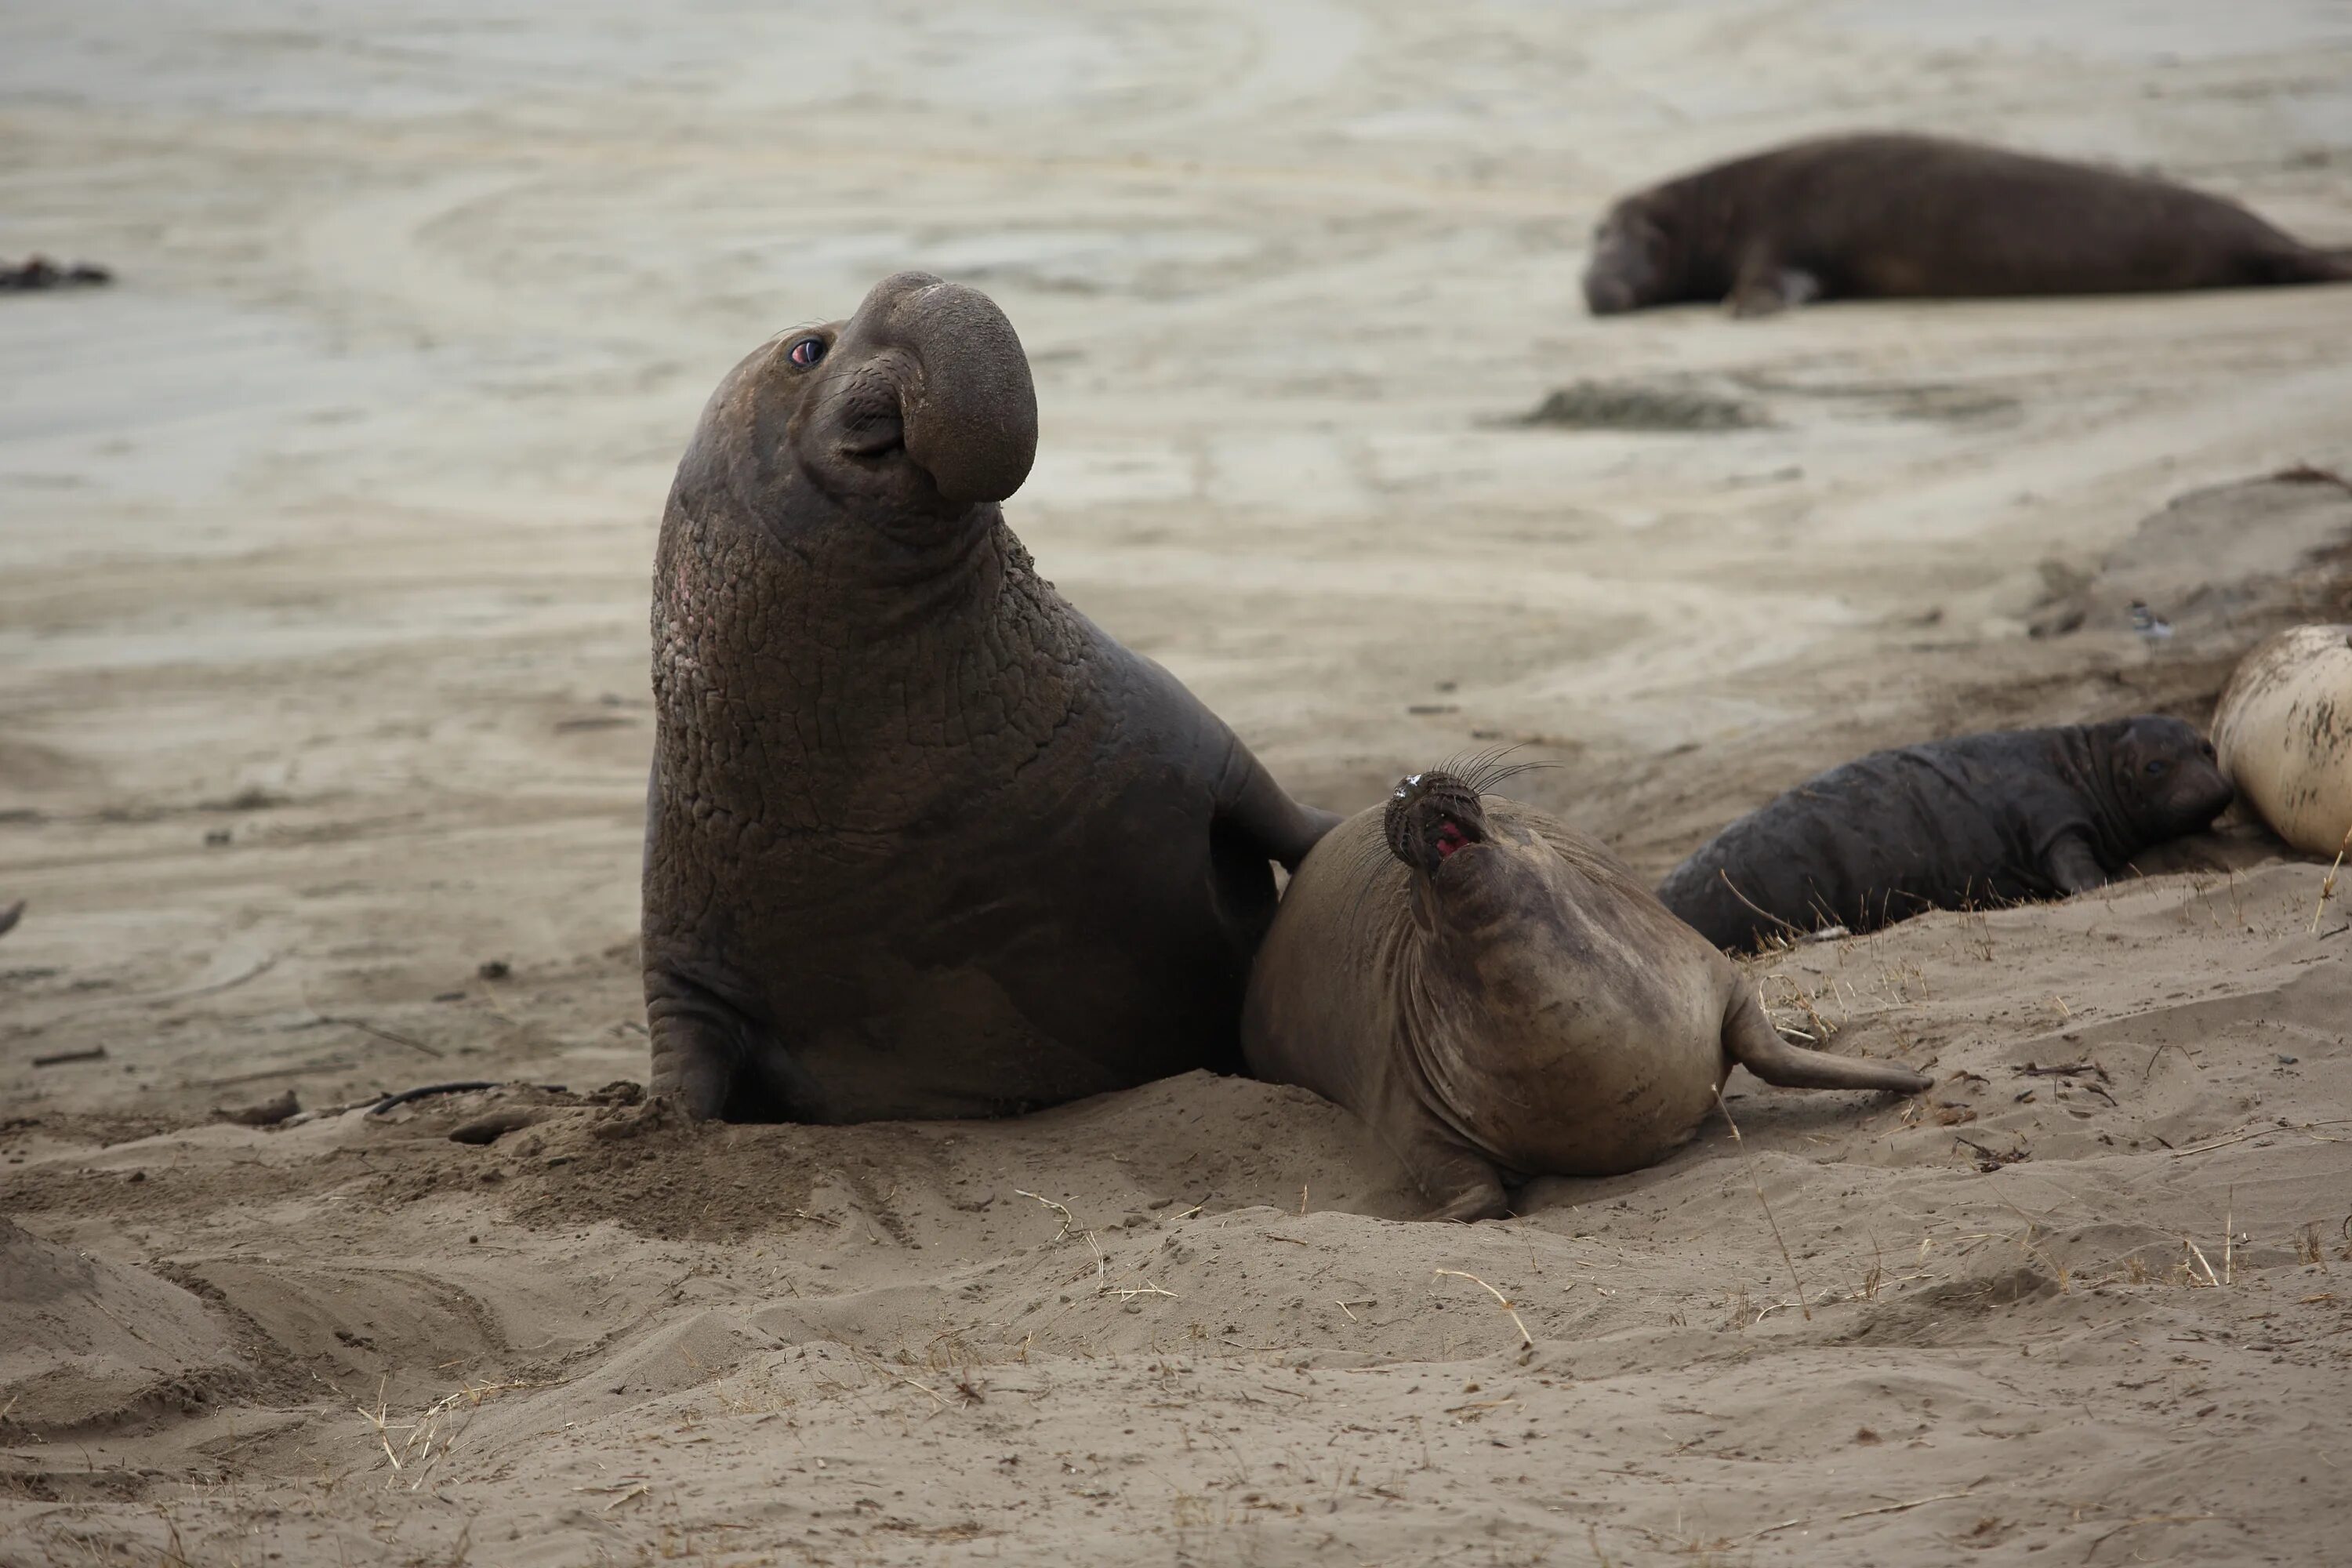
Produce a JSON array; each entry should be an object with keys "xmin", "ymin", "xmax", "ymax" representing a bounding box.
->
[
  {"xmin": 1242, "ymin": 772, "xmax": 1929, "ymax": 1221},
  {"xmin": 643, "ymin": 272, "xmax": 1336, "ymax": 1124},
  {"xmin": 1656, "ymin": 717, "xmax": 2234, "ymax": 953},
  {"xmin": 1583, "ymin": 132, "xmax": 2352, "ymax": 317}
]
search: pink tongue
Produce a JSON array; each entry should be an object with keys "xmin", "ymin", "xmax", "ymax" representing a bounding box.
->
[{"xmin": 1435, "ymin": 826, "xmax": 1465, "ymax": 858}]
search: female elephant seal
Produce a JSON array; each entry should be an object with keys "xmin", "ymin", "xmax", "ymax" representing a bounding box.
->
[
  {"xmin": 2212, "ymin": 624, "xmax": 2352, "ymax": 858},
  {"xmin": 1584, "ymin": 132, "xmax": 2352, "ymax": 317},
  {"xmin": 1241, "ymin": 764, "xmax": 1930, "ymax": 1221},
  {"xmin": 644, "ymin": 271, "xmax": 1338, "ymax": 1124},
  {"xmin": 1657, "ymin": 717, "xmax": 2234, "ymax": 953}
]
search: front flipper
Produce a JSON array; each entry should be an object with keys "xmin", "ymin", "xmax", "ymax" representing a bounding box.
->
[
  {"xmin": 1397, "ymin": 1121, "xmax": 1512, "ymax": 1222},
  {"xmin": 1214, "ymin": 737, "xmax": 1341, "ymax": 872},
  {"xmin": 1727, "ymin": 250, "xmax": 1823, "ymax": 318},
  {"xmin": 1722, "ymin": 983, "xmax": 1931, "ymax": 1095},
  {"xmin": 2043, "ymin": 833, "xmax": 2110, "ymax": 896},
  {"xmin": 646, "ymin": 968, "xmax": 811, "ymax": 1121}
]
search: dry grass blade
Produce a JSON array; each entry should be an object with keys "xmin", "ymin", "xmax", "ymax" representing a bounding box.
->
[
  {"xmin": 1737, "ymin": 1487, "xmax": 1977, "ymax": 1544},
  {"xmin": 2183, "ymin": 1237, "xmax": 2223, "ymax": 1288},
  {"xmin": 2168, "ymin": 1118, "xmax": 2352, "ymax": 1158},
  {"xmin": 1013, "ymin": 1189, "xmax": 1077, "ymax": 1242},
  {"xmin": 1715, "ymin": 1086, "xmax": 1811, "ymax": 1320},
  {"xmin": 2312, "ymin": 826, "xmax": 2350, "ymax": 935},
  {"xmin": 1432, "ymin": 1269, "xmax": 1534, "ymax": 1355},
  {"xmin": 1717, "ymin": 868, "xmax": 1806, "ymax": 944},
  {"xmin": 2224, "ymin": 1185, "xmax": 2235, "ymax": 1287}
]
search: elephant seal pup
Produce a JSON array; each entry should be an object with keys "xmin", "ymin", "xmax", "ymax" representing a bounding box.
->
[
  {"xmin": 1241, "ymin": 765, "xmax": 1931, "ymax": 1221},
  {"xmin": 1657, "ymin": 717, "xmax": 2234, "ymax": 954},
  {"xmin": 1583, "ymin": 132, "xmax": 2352, "ymax": 317},
  {"xmin": 2212, "ymin": 624, "xmax": 2352, "ymax": 858},
  {"xmin": 644, "ymin": 272, "xmax": 1338, "ymax": 1124}
]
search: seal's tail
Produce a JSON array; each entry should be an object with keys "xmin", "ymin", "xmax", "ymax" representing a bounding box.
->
[{"xmin": 1721, "ymin": 985, "xmax": 1931, "ymax": 1095}]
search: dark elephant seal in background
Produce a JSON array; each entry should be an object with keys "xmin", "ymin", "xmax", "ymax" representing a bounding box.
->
[
  {"xmin": 1583, "ymin": 132, "xmax": 2352, "ymax": 317},
  {"xmin": 1657, "ymin": 717, "xmax": 2234, "ymax": 954},
  {"xmin": 0, "ymin": 900, "xmax": 20, "ymax": 939},
  {"xmin": 644, "ymin": 270, "xmax": 1338, "ymax": 1123},
  {"xmin": 1243, "ymin": 764, "xmax": 1931, "ymax": 1221}
]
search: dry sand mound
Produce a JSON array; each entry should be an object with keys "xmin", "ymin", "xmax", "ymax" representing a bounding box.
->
[
  {"xmin": 5, "ymin": 857, "xmax": 2349, "ymax": 1565},
  {"xmin": 0, "ymin": 1219, "xmax": 245, "ymax": 1436}
]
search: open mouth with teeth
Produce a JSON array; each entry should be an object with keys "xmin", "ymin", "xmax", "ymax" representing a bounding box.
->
[{"xmin": 1383, "ymin": 771, "xmax": 1488, "ymax": 876}]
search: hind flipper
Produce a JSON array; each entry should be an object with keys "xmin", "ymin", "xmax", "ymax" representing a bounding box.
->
[{"xmin": 1722, "ymin": 984, "xmax": 1931, "ymax": 1094}]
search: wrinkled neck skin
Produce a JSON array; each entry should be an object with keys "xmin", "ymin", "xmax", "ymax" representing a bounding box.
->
[
  {"xmin": 651, "ymin": 479, "xmax": 1090, "ymax": 843},
  {"xmin": 2038, "ymin": 724, "xmax": 2143, "ymax": 866},
  {"xmin": 1387, "ymin": 831, "xmax": 1549, "ymax": 1146},
  {"xmin": 1664, "ymin": 166, "xmax": 1759, "ymax": 302}
]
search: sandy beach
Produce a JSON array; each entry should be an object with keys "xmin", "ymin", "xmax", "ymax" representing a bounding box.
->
[{"xmin": 5, "ymin": 2, "xmax": 2352, "ymax": 1563}]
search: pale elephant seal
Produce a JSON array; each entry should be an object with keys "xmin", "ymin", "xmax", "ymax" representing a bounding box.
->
[
  {"xmin": 1657, "ymin": 717, "xmax": 2235, "ymax": 953},
  {"xmin": 1583, "ymin": 132, "xmax": 2352, "ymax": 317},
  {"xmin": 2213, "ymin": 624, "xmax": 2352, "ymax": 858},
  {"xmin": 643, "ymin": 271, "xmax": 1338, "ymax": 1123},
  {"xmin": 1241, "ymin": 764, "xmax": 1931, "ymax": 1221}
]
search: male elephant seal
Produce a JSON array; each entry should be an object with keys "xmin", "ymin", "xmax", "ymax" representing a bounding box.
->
[
  {"xmin": 1657, "ymin": 717, "xmax": 2234, "ymax": 954},
  {"xmin": 1583, "ymin": 132, "xmax": 2352, "ymax": 317},
  {"xmin": 2212, "ymin": 624, "xmax": 2352, "ymax": 858},
  {"xmin": 644, "ymin": 271, "xmax": 1338, "ymax": 1123},
  {"xmin": 1241, "ymin": 764, "xmax": 1931, "ymax": 1221}
]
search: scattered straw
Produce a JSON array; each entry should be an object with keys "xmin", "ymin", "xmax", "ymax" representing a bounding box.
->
[
  {"xmin": 1715, "ymin": 1086, "xmax": 1810, "ymax": 1321},
  {"xmin": 358, "ymin": 1376, "xmax": 541, "ymax": 1490},
  {"xmin": 840, "ymin": 1342, "xmax": 951, "ymax": 1410},
  {"xmin": 1432, "ymin": 1269, "xmax": 1534, "ymax": 1356},
  {"xmin": 2183, "ymin": 1238, "xmax": 2223, "ymax": 1289}
]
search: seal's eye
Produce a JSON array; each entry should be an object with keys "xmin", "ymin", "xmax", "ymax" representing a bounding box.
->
[
  {"xmin": 788, "ymin": 336, "xmax": 826, "ymax": 368},
  {"xmin": 2144, "ymin": 760, "xmax": 2168, "ymax": 779},
  {"xmin": 1433, "ymin": 822, "xmax": 1469, "ymax": 858}
]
